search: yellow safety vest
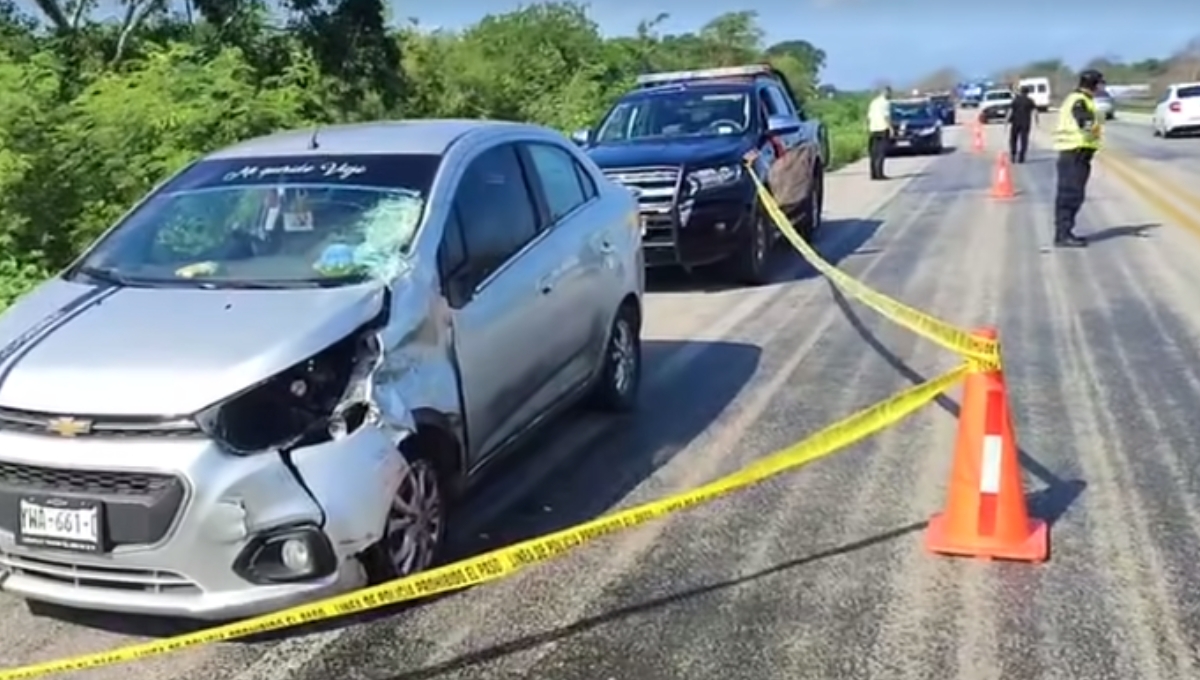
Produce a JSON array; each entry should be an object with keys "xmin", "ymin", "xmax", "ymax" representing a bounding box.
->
[{"xmin": 1053, "ymin": 92, "xmax": 1102, "ymax": 151}]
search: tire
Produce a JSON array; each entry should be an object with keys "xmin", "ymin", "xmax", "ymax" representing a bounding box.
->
[
  {"xmin": 586, "ymin": 304, "xmax": 641, "ymax": 413},
  {"xmin": 723, "ymin": 208, "xmax": 771, "ymax": 285},
  {"xmin": 362, "ymin": 454, "xmax": 446, "ymax": 583},
  {"xmin": 801, "ymin": 166, "xmax": 824, "ymax": 238}
]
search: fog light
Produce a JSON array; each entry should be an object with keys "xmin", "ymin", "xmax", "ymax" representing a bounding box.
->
[
  {"xmin": 715, "ymin": 222, "xmax": 728, "ymax": 232},
  {"xmin": 281, "ymin": 538, "xmax": 312, "ymax": 572},
  {"xmin": 232, "ymin": 524, "xmax": 337, "ymax": 585}
]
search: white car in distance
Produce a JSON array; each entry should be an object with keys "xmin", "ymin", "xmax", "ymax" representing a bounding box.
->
[{"xmin": 1153, "ymin": 82, "xmax": 1200, "ymax": 138}]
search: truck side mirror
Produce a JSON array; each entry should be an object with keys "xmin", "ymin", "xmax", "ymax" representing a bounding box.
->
[{"xmin": 765, "ymin": 114, "xmax": 801, "ymax": 136}]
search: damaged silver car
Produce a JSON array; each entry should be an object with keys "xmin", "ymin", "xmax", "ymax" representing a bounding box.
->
[{"xmin": 0, "ymin": 120, "xmax": 645, "ymax": 619}]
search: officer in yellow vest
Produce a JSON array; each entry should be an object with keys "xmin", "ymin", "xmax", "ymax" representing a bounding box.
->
[{"xmin": 1052, "ymin": 69, "xmax": 1105, "ymax": 248}]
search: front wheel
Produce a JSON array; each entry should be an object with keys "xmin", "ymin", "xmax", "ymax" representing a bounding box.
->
[
  {"xmin": 723, "ymin": 209, "xmax": 771, "ymax": 285},
  {"xmin": 363, "ymin": 455, "xmax": 446, "ymax": 583}
]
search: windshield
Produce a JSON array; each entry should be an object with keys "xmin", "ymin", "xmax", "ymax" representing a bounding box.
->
[
  {"xmin": 891, "ymin": 102, "xmax": 933, "ymax": 119},
  {"xmin": 931, "ymin": 96, "xmax": 951, "ymax": 105},
  {"xmin": 71, "ymin": 154, "xmax": 440, "ymax": 289},
  {"xmin": 596, "ymin": 89, "xmax": 751, "ymax": 142},
  {"xmin": 985, "ymin": 91, "xmax": 1013, "ymax": 101},
  {"xmin": 1178, "ymin": 85, "xmax": 1200, "ymax": 98}
]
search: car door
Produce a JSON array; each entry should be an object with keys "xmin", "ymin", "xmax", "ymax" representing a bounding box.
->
[
  {"xmin": 518, "ymin": 141, "xmax": 609, "ymax": 389},
  {"xmin": 440, "ymin": 142, "xmax": 568, "ymax": 463},
  {"xmin": 761, "ymin": 82, "xmax": 813, "ymax": 216}
]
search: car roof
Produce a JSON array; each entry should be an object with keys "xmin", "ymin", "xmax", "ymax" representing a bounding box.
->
[
  {"xmin": 630, "ymin": 81, "xmax": 755, "ymax": 97},
  {"xmin": 985, "ymin": 89, "xmax": 1013, "ymax": 94},
  {"xmin": 1171, "ymin": 81, "xmax": 1200, "ymax": 89},
  {"xmin": 203, "ymin": 119, "xmax": 543, "ymax": 160},
  {"xmin": 893, "ymin": 98, "xmax": 931, "ymax": 104}
]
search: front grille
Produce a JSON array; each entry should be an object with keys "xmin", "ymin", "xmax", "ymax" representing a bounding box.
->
[
  {"xmin": 0, "ymin": 461, "xmax": 187, "ymax": 546},
  {"xmin": 0, "ymin": 551, "xmax": 200, "ymax": 593},
  {"xmin": 602, "ymin": 166, "xmax": 682, "ymax": 243},
  {"xmin": 0, "ymin": 461, "xmax": 176, "ymax": 497},
  {"xmin": 0, "ymin": 406, "xmax": 200, "ymax": 440}
]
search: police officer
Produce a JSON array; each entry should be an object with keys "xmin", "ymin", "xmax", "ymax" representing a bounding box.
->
[
  {"xmin": 1007, "ymin": 85, "xmax": 1037, "ymax": 163},
  {"xmin": 867, "ymin": 86, "xmax": 893, "ymax": 181},
  {"xmin": 1053, "ymin": 69, "xmax": 1105, "ymax": 248}
]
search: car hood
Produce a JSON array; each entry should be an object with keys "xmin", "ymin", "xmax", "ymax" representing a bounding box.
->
[
  {"xmin": 586, "ymin": 135, "xmax": 751, "ymax": 169},
  {"xmin": 981, "ymin": 100, "xmax": 1012, "ymax": 108},
  {"xmin": 0, "ymin": 277, "xmax": 386, "ymax": 416}
]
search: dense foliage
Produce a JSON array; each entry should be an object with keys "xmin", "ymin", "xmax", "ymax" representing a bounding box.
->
[{"xmin": 0, "ymin": 0, "xmax": 868, "ymax": 307}]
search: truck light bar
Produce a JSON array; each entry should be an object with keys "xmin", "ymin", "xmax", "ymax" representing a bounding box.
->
[{"xmin": 634, "ymin": 64, "xmax": 775, "ymax": 88}]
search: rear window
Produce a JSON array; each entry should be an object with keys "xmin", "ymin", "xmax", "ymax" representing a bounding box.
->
[
  {"xmin": 1177, "ymin": 86, "xmax": 1200, "ymax": 99},
  {"xmin": 1036, "ymin": 84, "xmax": 1048, "ymax": 92}
]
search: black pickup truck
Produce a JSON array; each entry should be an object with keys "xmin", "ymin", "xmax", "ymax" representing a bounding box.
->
[{"xmin": 572, "ymin": 64, "xmax": 829, "ymax": 285}]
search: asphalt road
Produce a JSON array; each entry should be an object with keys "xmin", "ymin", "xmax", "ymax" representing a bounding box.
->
[{"xmin": 7, "ymin": 122, "xmax": 1200, "ymax": 680}]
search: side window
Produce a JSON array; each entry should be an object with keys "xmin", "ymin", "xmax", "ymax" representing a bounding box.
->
[
  {"xmin": 759, "ymin": 87, "xmax": 781, "ymax": 117},
  {"xmin": 575, "ymin": 162, "xmax": 597, "ymax": 200},
  {"xmin": 766, "ymin": 85, "xmax": 796, "ymax": 117},
  {"xmin": 526, "ymin": 143, "xmax": 589, "ymax": 222},
  {"xmin": 437, "ymin": 205, "xmax": 467, "ymax": 279},
  {"xmin": 453, "ymin": 144, "xmax": 540, "ymax": 285}
]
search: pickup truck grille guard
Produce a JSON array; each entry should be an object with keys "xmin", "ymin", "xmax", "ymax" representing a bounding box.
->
[{"xmin": 601, "ymin": 166, "xmax": 684, "ymax": 247}]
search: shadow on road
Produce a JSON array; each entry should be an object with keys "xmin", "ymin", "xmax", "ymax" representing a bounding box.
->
[
  {"xmin": 1086, "ymin": 222, "xmax": 1159, "ymax": 243},
  {"xmin": 30, "ymin": 339, "xmax": 762, "ymax": 642},
  {"xmin": 648, "ymin": 217, "xmax": 883, "ymax": 293},
  {"xmin": 826, "ymin": 281, "xmax": 1086, "ymax": 528},
  {"xmin": 384, "ymin": 521, "xmax": 925, "ymax": 680}
]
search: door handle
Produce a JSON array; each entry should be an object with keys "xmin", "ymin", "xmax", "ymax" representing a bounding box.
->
[{"xmin": 596, "ymin": 239, "xmax": 615, "ymax": 253}]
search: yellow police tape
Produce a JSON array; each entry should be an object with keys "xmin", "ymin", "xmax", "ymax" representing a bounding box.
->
[
  {"xmin": 745, "ymin": 165, "xmax": 1001, "ymax": 369},
  {"xmin": 0, "ymin": 363, "xmax": 968, "ymax": 680}
]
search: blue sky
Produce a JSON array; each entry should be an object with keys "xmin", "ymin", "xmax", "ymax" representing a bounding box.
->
[
  {"xmin": 17, "ymin": 0, "xmax": 1200, "ymax": 88},
  {"xmin": 404, "ymin": 0, "xmax": 1200, "ymax": 88}
]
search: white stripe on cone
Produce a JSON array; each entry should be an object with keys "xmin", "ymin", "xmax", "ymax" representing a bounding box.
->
[{"xmin": 980, "ymin": 434, "xmax": 1003, "ymax": 494}]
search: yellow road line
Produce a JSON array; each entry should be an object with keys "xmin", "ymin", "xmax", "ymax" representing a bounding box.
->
[{"xmin": 1100, "ymin": 152, "xmax": 1200, "ymax": 239}]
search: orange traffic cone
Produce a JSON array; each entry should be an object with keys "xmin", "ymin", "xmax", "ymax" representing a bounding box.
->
[
  {"xmin": 925, "ymin": 328, "xmax": 1048, "ymax": 562},
  {"xmin": 990, "ymin": 152, "xmax": 1015, "ymax": 199},
  {"xmin": 971, "ymin": 121, "xmax": 984, "ymax": 154}
]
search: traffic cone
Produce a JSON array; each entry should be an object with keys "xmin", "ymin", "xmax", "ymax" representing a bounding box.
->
[
  {"xmin": 990, "ymin": 152, "xmax": 1015, "ymax": 199},
  {"xmin": 971, "ymin": 122, "xmax": 984, "ymax": 154},
  {"xmin": 925, "ymin": 328, "xmax": 1048, "ymax": 563}
]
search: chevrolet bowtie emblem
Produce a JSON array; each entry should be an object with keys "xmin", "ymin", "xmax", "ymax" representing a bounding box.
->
[{"xmin": 46, "ymin": 416, "xmax": 93, "ymax": 438}]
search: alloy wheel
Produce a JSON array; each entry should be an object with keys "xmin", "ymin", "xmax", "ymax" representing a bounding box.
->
[{"xmin": 382, "ymin": 457, "xmax": 443, "ymax": 576}]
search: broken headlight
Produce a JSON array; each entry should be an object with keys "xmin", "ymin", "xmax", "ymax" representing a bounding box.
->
[{"xmin": 194, "ymin": 332, "xmax": 379, "ymax": 455}]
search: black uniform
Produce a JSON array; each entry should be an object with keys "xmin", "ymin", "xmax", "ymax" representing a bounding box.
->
[
  {"xmin": 1008, "ymin": 92, "xmax": 1036, "ymax": 163},
  {"xmin": 1054, "ymin": 89, "xmax": 1098, "ymax": 248}
]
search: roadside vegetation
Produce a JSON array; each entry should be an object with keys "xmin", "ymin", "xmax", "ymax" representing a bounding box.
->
[{"xmin": 0, "ymin": 1, "xmax": 868, "ymax": 308}]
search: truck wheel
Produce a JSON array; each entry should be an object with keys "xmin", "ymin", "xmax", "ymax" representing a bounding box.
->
[
  {"xmin": 586, "ymin": 303, "xmax": 641, "ymax": 413},
  {"xmin": 801, "ymin": 166, "xmax": 824, "ymax": 238},
  {"xmin": 724, "ymin": 209, "xmax": 771, "ymax": 286}
]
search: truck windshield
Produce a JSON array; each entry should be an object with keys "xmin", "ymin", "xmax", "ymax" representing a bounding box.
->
[
  {"xmin": 596, "ymin": 89, "xmax": 752, "ymax": 142},
  {"xmin": 70, "ymin": 154, "xmax": 440, "ymax": 289},
  {"xmin": 892, "ymin": 103, "xmax": 932, "ymax": 119}
]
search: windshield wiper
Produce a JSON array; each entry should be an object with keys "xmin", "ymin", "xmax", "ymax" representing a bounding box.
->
[
  {"xmin": 190, "ymin": 275, "xmax": 371, "ymax": 290},
  {"xmin": 75, "ymin": 265, "xmax": 145, "ymax": 288}
]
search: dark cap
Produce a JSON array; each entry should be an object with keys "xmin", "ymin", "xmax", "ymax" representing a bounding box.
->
[{"xmin": 1079, "ymin": 69, "xmax": 1105, "ymax": 90}]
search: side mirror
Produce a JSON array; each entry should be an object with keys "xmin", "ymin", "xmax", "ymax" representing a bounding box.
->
[
  {"xmin": 570, "ymin": 129, "xmax": 592, "ymax": 146},
  {"xmin": 765, "ymin": 114, "xmax": 802, "ymax": 136}
]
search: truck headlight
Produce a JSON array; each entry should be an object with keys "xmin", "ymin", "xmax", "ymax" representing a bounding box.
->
[{"xmin": 685, "ymin": 165, "xmax": 742, "ymax": 193}]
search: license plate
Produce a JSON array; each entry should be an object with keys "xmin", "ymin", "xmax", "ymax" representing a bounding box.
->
[
  {"xmin": 17, "ymin": 497, "xmax": 103, "ymax": 552},
  {"xmin": 894, "ymin": 139, "xmax": 910, "ymax": 146}
]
